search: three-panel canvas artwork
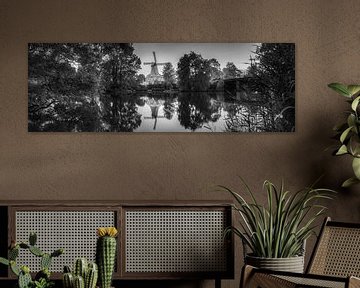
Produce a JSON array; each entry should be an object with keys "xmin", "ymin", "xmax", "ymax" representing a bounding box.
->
[{"xmin": 28, "ymin": 43, "xmax": 295, "ymax": 132}]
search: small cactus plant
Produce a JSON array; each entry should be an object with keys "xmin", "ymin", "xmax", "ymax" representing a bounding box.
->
[
  {"xmin": 62, "ymin": 259, "xmax": 98, "ymax": 288},
  {"xmin": 96, "ymin": 227, "xmax": 118, "ymax": 288},
  {"xmin": 0, "ymin": 232, "xmax": 63, "ymax": 288}
]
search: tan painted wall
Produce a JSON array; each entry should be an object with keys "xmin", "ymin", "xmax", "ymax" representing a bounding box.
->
[{"xmin": 1, "ymin": 0, "xmax": 360, "ymax": 287}]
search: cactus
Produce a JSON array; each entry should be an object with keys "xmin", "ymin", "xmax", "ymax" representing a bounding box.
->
[
  {"xmin": 0, "ymin": 257, "xmax": 9, "ymax": 266},
  {"xmin": 63, "ymin": 260, "xmax": 98, "ymax": 288},
  {"xmin": 18, "ymin": 268, "xmax": 32, "ymax": 288},
  {"xmin": 63, "ymin": 272, "xmax": 74, "ymax": 288},
  {"xmin": 74, "ymin": 258, "xmax": 87, "ymax": 279},
  {"xmin": 64, "ymin": 265, "xmax": 72, "ymax": 273},
  {"xmin": 51, "ymin": 248, "xmax": 64, "ymax": 258},
  {"xmin": 0, "ymin": 232, "xmax": 64, "ymax": 288},
  {"xmin": 29, "ymin": 232, "xmax": 37, "ymax": 246},
  {"xmin": 41, "ymin": 253, "xmax": 52, "ymax": 270},
  {"xmin": 96, "ymin": 227, "xmax": 118, "ymax": 288},
  {"xmin": 29, "ymin": 245, "xmax": 44, "ymax": 257},
  {"xmin": 85, "ymin": 263, "xmax": 98, "ymax": 288},
  {"xmin": 9, "ymin": 246, "xmax": 19, "ymax": 260},
  {"xmin": 74, "ymin": 275, "xmax": 85, "ymax": 288},
  {"xmin": 10, "ymin": 260, "xmax": 20, "ymax": 276}
]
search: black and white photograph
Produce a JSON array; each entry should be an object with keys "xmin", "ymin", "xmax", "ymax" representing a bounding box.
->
[{"xmin": 28, "ymin": 43, "xmax": 295, "ymax": 132}]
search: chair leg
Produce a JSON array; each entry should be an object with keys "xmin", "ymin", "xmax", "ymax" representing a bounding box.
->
[{"xmin": 240, "ymin": 265, "xmax": 255, "ymax": 288}]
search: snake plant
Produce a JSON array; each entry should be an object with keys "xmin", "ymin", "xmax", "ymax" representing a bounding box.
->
[
  {"xmin": 328, "ymin": 83, "xmax": 360, "ymax": 187},
  {"xmin": 219, "ymin": 178, "xmax": 335, "ymax": 258}
]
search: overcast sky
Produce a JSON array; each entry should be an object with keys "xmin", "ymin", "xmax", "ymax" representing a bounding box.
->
[{"xmin": 133, "ymin": 43, "xmax": 259, "ymax": 76}]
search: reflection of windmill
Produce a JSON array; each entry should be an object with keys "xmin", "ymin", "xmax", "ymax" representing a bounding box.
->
[
  {"xmin": 143, "ymin": 51, "xmax": 169, "ymax": 85},
  {"xmin": 143, "ymin": 98, "xmax": 165, "ymax": 130}
]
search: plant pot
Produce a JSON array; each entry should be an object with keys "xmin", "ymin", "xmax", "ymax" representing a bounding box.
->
[{"xmin": 245, "ymin": 254, "xmax": 304, "ymax": 273}]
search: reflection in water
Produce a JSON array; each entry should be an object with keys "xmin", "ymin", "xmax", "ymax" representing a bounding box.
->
[
  {"xmin": 144, "ymin": 97, "xmax": 165, "ymax": 130},
  {"xmin": 177, "ymin": 92, "xmax": 221, "ymax": 131},
  {"xmin": 102, "ymin": 91, "xmax": 271, "ymax": 132},
  {"xmin": 101, "ymin": 92, "xmax": 142, "ymax": 132}
]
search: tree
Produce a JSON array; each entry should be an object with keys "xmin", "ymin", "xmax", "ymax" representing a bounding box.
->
[
  {"xmin": 208, "ymin": 58, "xmax": 223, "ymax": 83},
  {"xmin": 222, "ymin": 62, "xmax": 241, "ymax": 79},
  {"xmin": 248, "ymin": 43, "xmax": 295, "ymax": 131},
  {"xmin": 162, "ymin": 63, "xmax": 176, "ymax": 87},
  {"xmin": 99, "ymin": 43, "xmax": 142, "ymax": 131},
  {"xmin": 177, "ymin": 52, "xmax": 211, "ymax": 91},
  {"xmin": 136, "ymin": 74, "xmax": 145, "ymax": 84},
  {"xmin": 28, "ymin": 43, "xmax": 102, "ymax": 131},
  {"xmin": 28, "ymin": 43, "xmax": 143, "ymax": 132}
]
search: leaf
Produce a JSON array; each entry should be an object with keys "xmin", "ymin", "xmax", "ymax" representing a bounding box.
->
[
  {"xmin": 340, "ymin": 126, "xmax": 353, "ymax": 143},
  {"xmin": 342, "ymin": 177, "xmax": 360, "ymax": 188},
  {"xmin": 349, "ymin": 135, "xmax": 360, "ymax": 156},
  {"xmin": 347, "ymin": 85, "xmax": 360, "ymax": 97},
  {"xmin": 351, "ymin": 96, "xmax": 360, "ymax": 111},
  {"xmin": 328, "ymin": 83, "xmax": 350, "ymax": 97},
  {"xmin": 0, "ymin": 257, "xmax": 9, "ymax": 266},
  {"xmin": 336, "ymin": 145, "xmax": 348, "ymax": 155},
  {"xmin": 347, "ymin": 114, "xmax": 356, "ymax": 128},
  {"xmin": 352, "ymin": 157, "xmax": 360, "ymax": 179}
]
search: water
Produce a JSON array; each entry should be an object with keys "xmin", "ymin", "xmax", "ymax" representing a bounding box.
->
[{"xmin": 118, "ymin": 91, "xmax": 267, "ymax": 132}]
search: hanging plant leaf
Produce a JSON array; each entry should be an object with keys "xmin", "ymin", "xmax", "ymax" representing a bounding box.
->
[
  {"xmin": 328, "ymin": 83, "xmax": 350, "ymax": 97},
  {"xmin": 352, "ymin": 157, "xmax": 360, "ymax": 179},
  {"xmin": 336, "ymin": 145, "xmax": 348, "ymax": 155},
  {"xmin": 351, "ymin": 96, "xmax": 360, "ymax": 111},
  {"xmin": 347, "ymin": 85, "xmax": 360, "ymax": 97},
  {"xmin": 340, "ymin": 126, "xmax": 353, "ymax": 143},
  {"xmin": 342, "ymin": 177, "xmax": 360, "ymax": 188}
]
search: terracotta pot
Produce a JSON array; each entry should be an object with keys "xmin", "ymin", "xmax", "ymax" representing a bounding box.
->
[{"xmin": 245, "ymin": 254, "xmax": 304, "ymax": 273}]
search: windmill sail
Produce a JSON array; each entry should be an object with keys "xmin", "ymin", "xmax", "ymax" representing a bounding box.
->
[{"xmin": 144, "ymin": 51, "xmax": 168, "ymax": 85}]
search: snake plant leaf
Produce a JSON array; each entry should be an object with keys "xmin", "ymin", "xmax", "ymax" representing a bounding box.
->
[
  {"xmin": 328, "ymin": 83, "xmax": 351, "ymax": 97},
  {"xmin": 351, "ymin": 96, "xmax": 360, "ymax": 111},
  {"xmin": 352, "ymin": 157, "xmax": 360, "ymax": 179},
  {"xmin": 347, "ymin": 85, "xmax": 360, "ymax": 97},
  {"xmin": 336, "ymin": 145, "xmax": 348, "ymax": 155},
  {"xmin": 342, "ymin": 177, "xmax": 360, "ymax": 188},
  {"xmin": 220, "ymin": 180, "xmax": 335, "ymax": 258}
]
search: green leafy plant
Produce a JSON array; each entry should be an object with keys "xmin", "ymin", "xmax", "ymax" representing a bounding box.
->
[
  {"xmin": 0, "ymin": 232, "xmax": 63, "ymax": 288},
  {"xmin": 219, "ymin": 179, "xmax": 334, "ymax": 258},
  {"xmin": 328, "ymin": 83, "xmax": 360, "ymax": 187}
]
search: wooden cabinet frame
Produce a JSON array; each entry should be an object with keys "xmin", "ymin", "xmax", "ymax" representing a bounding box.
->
[{"xmin": 0, "ymin": 201, "xmax": 234, "ymax": 283}]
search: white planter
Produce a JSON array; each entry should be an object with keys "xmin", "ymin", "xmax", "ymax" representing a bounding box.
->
[{"xmin": 245, "ymin": 254, "xmax": 305, "ymax": 273}]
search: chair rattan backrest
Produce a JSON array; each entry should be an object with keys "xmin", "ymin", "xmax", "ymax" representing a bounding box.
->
[{"xmin": 307, "ymin": 217, "xmax": 360, "ymax": 277}]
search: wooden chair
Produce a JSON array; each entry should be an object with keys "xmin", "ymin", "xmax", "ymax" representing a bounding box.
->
[{"xmin": 241, "ymin": 217, "xmax": 360, "ymax": 288}]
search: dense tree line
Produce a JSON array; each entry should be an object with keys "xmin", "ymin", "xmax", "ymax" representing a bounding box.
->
[{"xmin": 28, "ymin": 43, "xmax": 142, "ymax": 132}]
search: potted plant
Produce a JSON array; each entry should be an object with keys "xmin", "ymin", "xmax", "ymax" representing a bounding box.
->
[
  {"xmin": 328, "ymin": 83, "xmax": 360, "ymax": 187},
  {"xmin": 219, "ymin": 179, "xmax": 334, "ymax": 272}
]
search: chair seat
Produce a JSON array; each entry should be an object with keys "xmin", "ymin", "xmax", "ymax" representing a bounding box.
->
[
  {"xmin": 243, "ymin": 266, "xmax": 360, "ymax": 288},
  {"xmin": 277, "ymin": 274, "xmax": 346, "ymax": 288}
]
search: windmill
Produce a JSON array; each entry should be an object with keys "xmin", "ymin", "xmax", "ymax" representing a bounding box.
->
[{"xmin": 143, "ymin": 51, "xmax": 169, "ymax": 85}]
